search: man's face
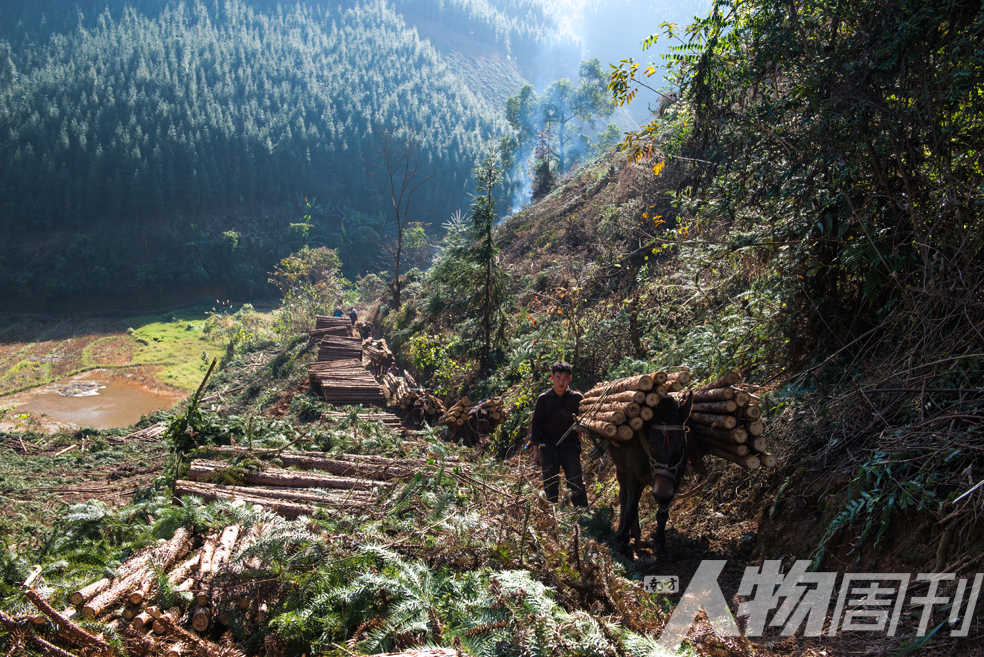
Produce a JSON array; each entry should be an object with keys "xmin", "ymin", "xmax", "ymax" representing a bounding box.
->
[{"xmin": 551, "ymin": 371, "xmax": 572, "ymax": 392}]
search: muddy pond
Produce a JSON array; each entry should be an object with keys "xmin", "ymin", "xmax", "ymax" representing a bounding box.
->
[{"xmin": 1, "ymin": 369, "xmax": 185, "ymax": 431}]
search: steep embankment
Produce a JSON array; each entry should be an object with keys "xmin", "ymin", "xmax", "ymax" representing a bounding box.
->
[{"xmin": 489, "ymin": 148, "xmax": 983, "ymax": 655}]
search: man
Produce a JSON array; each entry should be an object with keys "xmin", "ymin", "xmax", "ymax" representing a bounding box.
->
[{"xmin": 527, "ymin": 361, "xmax": 589, "ymax": 507}]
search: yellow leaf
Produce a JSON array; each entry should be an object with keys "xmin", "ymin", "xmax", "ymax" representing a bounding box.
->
[{"xmin": 651, "ymin": 160, "xmax": 666, "ymax": 176}]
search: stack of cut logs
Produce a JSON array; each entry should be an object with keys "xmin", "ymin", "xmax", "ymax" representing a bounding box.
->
[
  {"xmin": 307, "ymin": 329, "xmax": 386, "ymax": 406},
  {"xmin": 362, "ymin": 337, "xmax": 394, "ymax": 374},
  {"xmin": 467, "ymin": 397, "xmax": 505, "ymax": 436},
  {"xmin": 440, "ymin": 396, "xmax": 505, "ymax": 444},
  {"xmin": 367, "ymin": 338, "xmax": 446, "ymax": 424},
  {"xmin": 681, "ymin": 371, "xmax": 774, "ymax": 470},
  {"xmin": 309, "ymin": 315, "xmax": 353, "ymax": 343},
  {"xmin": 577, "ymin": 370, "xmax": 690, "ymax": 441},
  {"xmin": 5, "ymin": 526, "xmax": 250, "ymax": 657},
  {"xmin": 171, "ymin": 446, "xmax": 428, "ymax": 518},
  {"xmin": 439, "ymin": 397, "xmax": 471, "ymax": 430}
]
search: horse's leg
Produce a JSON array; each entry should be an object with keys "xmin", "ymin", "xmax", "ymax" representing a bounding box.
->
[
  {"xmin": 655, "ymin": 501, "xmax": 670, "ymax": 559},
  {"xmin": 617, "ymin": 482, "xmax": 642, "ymax": 560}
]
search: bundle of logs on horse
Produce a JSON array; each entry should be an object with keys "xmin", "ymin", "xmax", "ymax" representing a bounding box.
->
[
  {"xmin": 576, "ymin": 369, "xmax": 691, "ymax": 441},
  {"xmin": 3, "ymin": 525, "xmax": 260, "ymax": 657},
  {"xmin": 676, "ymin": 371, "xmax": 775, "ymax": 470}
]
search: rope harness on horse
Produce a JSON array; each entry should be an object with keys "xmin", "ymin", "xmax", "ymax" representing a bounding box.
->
[{"xmin": 638, "ymin": 423, "xmax": 689, "ymax": 484}]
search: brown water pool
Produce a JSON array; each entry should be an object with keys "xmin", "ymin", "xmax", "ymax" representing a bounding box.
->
[{"xmin": 1, "ymin": 370, "xmax": 185, "ymax": 431}]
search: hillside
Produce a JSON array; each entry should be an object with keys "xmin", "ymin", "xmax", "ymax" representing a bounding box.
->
[{"xmin": 0, "ymin": 0, "xmax": 549, "ymax": 308}]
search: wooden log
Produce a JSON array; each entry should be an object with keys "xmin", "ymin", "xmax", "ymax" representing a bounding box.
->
[
  {"xmin": 690, "ymin": 426, "xmax": 747, "ymax": 444},
  {"xmin": 577, "ymin": 410, "xmax": 626, "ymax": 425},
  {"xmin": 759, "ymin": 452, "xmax": 777, "ymax": 468},
  {"xmin": 174, "ymin": 482, "xmax": 319, "ymax": 519},
  {"xmin": 71, "ymin": 577, "xmax": 110, "ymax": 606},
  {"xmin": 692, "ymin": 400, "xmax": 737, "ymax": 414},
  {"xmin": 691, "ymin": 387, "xmax": 735, "ymax": 402},
  {"xmin": 147, "ymin": 611, "xmax": 244, "ymax": 657},
  {"xmin": 644, "ymin": 391, "xmax": 664, "ymax": 406},
  {"xmin": 22, "ymin": 588, "xmax": 112, "ymax": 654},
  {"xmin": 189, "ymin": 460, "xmax": 380, "ymax": 491},
  {"xmin": 629, "ymin": 417, "xmax": 644, "ymax": 430},
  {"xmin": 131, "ymin": 611, "xmax": 153, "ymax": 633},
  {"xmin": 576, "ymin": 401, "xmax": 637, "ymax": 416},
  {"xmin": 688, "ymin": 412, "xmax": 737, "ymax": 430},
  {"xmin": 83, "ymin": 528, "xmax": 190, "ymax": 619},
  {"xmin": 616, "ymin": 425, "xmax": 634, "ymax": 441},
  {"xmin": 579, "ymin": 390, "xmax": 646, "ymax": 405},
  {"xmin": 704, "ymin": 445, "xmax": 760, "ymax": 470},
  {"xmin": 738, "ymin": 405, "xmax": 761, "ymax": 420},
  {"xmin": 666, "ymin": 370, "xmax": 691, "ymax": 386},
  {"xmin": 698, "ymin": 437, "xmax": 749, "ymax": 456},
  {"xmin": 732, "ymin": 390, "xmax": 752, "ymax": 406},
  {"xmin": 201, "ymin": 447, "xmax": 415, "ymax": 480},
  {"xmin": 695, "ymin": 371, "xmax": 741, "ymax": 391},
  {"xmin": 122, "ymin": 605, "xmax": 140, "ymax": 621},
  {"xmin": 583, "ymin": 373, "xmax": 655, "ymax": 397},
  {"xmin": 750, "ymin": 435, "xmax": 767, "ymax": 452},
  {"xmin": 167, "ymin": 554, "xmax": 201, "ymax": 587},
  {"xmin": 577, "ymin": 420, "xmax": 617, "ymax": 438},
  {"xmin": 745, "ymin": 421, "xmax": 764, "ymax": 436},
  {"xmin": 639, "ymin": 406, "xmax": 654, "ymax": 421}
]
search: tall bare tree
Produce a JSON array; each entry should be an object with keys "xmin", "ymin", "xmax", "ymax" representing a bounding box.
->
[{"xmin": 378, "ymin": 129, "xmax": 432, "ymax": 308}]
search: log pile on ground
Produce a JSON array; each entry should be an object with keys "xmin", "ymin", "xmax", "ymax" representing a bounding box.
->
[
  {"xmin": 362, "ymin": 337, "xmax": 394, "ymax": 374},
  {"xmin": 675, "ymin": 371, "xmax": 774, "ymax": 470},
  {"xmin": 322, "ymin": 410, "xmax": 405, "ymax": 431},
  {"xmin": 576, "ymin": 370, "xmax": 689, "ymax": 441},
  {"xmin": 366, "ymin": 338, "xmax": 446, "ymax": 425},
  {"xmin": 5, "ymin": 526, "xmax": 251, "ymax": 657},
  {"xmin": 439, "ymin": 397, "xmax": 506, "ymax": 445},
  {"xmin": 307, "ymin": 332, "xmax": 386, "ymax": 407},
  {"xmin": 308, "ymin": 315, "xmax": 353, "ymax": 342}
]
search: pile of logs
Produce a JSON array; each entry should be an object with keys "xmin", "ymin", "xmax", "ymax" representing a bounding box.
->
[
  {"xmin": 362, "ymin": 338, "xmax": 394, "ymax": 374},
  {"xmin": 169, "ymin": 443, "xmax": 445, "ymax": 518},
  {"xmin": 3, "ymin": 526, "xmax": 251, "ymax": 657},
  {"xmin": 317, "ymin": 336, "xmax": 363, "ymax": 362},
  {"xmin": 467, "ymin": 397, "xmax": 505, "ymax": 435},
  {"xmin": 577, "ymin": 370, "xmax": 690, "ymax": 440},
  {"xmin": 309, "ymin": 315, "xmax": 353, "ymax": 342},
  {"xmin": 322, "ymin": 410, "xmax": 405, "ymax": 432},
  {"xmin": 440, "ymin": 397, "xmax": 471, "ymax": 430},
  {"xmin": 439, "ymin": 397, "xmax": 506, "ymax": 445},
  {"xmin": 681, "ymin": 372, "xmax": 774, "ymax": 470},
  {"xmin": 309, "ymin": 359, "xmax": 386, "ymax": 406},
  {"xmin": 380, "ymin": 369, "xmax": 446, "ymax": 424}
]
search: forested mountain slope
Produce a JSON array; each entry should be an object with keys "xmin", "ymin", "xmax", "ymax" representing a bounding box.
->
[{"xmin": 0, "ymin": 0, "xmax": 557, "ymax": 307}]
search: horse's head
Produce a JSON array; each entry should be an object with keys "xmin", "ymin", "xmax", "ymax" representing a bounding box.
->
[{"xmin": 642, "ymin": 393, "xmax": 693, "ymax": 504}]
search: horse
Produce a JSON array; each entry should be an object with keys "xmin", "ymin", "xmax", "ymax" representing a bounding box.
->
[{"xmin": 605, "ymin": 394, "xmax": 694, "ymax": 559}]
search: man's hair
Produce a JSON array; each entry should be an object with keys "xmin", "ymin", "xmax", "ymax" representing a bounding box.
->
[{"xmin": 551, "ymin": 360, "xmax": 572, "ymax": 374}]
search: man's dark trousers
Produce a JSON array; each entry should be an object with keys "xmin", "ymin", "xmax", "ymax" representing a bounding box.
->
[{"xmin": 541, "ymin": 439, "xmax": 588, "ymax": 507}]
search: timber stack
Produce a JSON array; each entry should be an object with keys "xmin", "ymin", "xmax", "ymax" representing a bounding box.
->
[
  {"xmin": 307, "ymin": 331, "xmax": 386, "ymax": 406},
  {"xmin": 440, "ymin": 396, "xmax": 506, "ymax": 444},
  {"xmin": 467, "ymin": 397, "xmax": 505, "ymax": 436},
  {"xmin": 577, "ymin": 369, "xmax": 689, "ymax": 441},
  {"xmin": 8, "ymin": 525, "xmax": 252, "ymax": 657},
  {"xmin": 676, "ymin": 371, "xmax": 774, "ymax": 470},
  {"xmin": 309, "ymin": 314, "xmax": 353, "ymax": 343},
  {"xmin": 367, "ymin": 337, "xmax": 446, "ymax": 424}
]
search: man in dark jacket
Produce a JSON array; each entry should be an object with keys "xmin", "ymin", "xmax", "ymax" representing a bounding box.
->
[{"xmin": 527, "ymin": 361, "xmax": 588, "ymax": 507}]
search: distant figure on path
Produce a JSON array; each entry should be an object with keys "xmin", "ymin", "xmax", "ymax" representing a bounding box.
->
[
  {"xmin": 333, "ymin": 307, "xmax": 344, "ymax": 317},
  {"xmin": 527, "ymin": 360, "xmax": 588, "ymax": 507},
  {"xmin": 349, "ymin": 308, "xmax": 358, "ymax": 326}
]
